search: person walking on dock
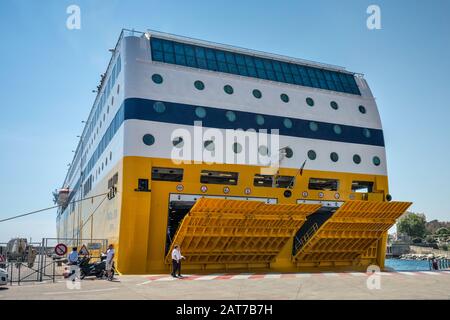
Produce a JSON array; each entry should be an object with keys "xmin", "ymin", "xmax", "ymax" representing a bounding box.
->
[
  {"xmin": 105, "ymin": 244, "xmax": 115, "ymax": 281},
  {"xmin": 171, "ymin": 244, "xmax": 185, "ymax": 278}
]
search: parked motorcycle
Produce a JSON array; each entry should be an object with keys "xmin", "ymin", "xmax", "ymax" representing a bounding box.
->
[{"xmin": 78, "ymin": 254, "xmax": 114, "ymax": 280}]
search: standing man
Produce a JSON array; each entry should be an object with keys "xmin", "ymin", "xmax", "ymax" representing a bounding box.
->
[
  {"xmin": 67, "ymin": 247, "xmax": 78, "ymax": 265},
  {"xmin": 171, "ymin": 244, "xmax": 185, "ymax": 278},
  {"xmin": 105, "ymin": 244, "xmax": 115, "ymax": 281},
  {"xmin": 67, "ymin": 247, "xmax": 79, "ymax": 282}
]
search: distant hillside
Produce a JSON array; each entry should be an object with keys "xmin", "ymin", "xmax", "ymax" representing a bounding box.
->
[{"xmin": 426, "ymin": 220, "xmax": 450, "ymax": 234}]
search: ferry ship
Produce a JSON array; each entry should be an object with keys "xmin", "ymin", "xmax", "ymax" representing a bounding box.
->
[{"xmin": 56, "ymin": 29, "xmax": 411, "ymax": 274}]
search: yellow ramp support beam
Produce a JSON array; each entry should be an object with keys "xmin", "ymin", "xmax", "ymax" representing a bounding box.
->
[
  {"xmin": 294, "ymin": 201, "xmax": 412, "ymax": 266},
  {"xmin": 165, "ymin": 198, "xmax": 321, "ymax": 265}
]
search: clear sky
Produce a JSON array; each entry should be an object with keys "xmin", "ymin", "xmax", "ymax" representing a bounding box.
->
[{"xmin": 0, "ymin": 0, "xmax": 449, "ymax": 242}]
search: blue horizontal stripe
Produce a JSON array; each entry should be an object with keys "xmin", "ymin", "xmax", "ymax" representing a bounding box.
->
[
  {"xmin": 124, "ymin": 98, "xmax": 385, "ymax": 147},
  {"xmin": 60, "ymin": 96, "xmax": 384, "ymax": 217}
]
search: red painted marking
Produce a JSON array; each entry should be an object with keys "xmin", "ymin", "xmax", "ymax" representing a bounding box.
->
[
  {"xmin": 179, "ymin": 275, "xmax": 202, "ymax": 280},
  {"xmin": 248, "ymin": 274, "xmax": 266, "ymax": 280}
]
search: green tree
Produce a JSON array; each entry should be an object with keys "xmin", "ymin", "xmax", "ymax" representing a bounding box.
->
[
  {"xmin": 425, "ymin": 235, "xmax": 436, "ymax": 244},
  {"xmin": 436, "ymin": 227, "xmax": 449, "ymax": 235},
  {"xmin": 397, "ymin": 213, "xmax": 427, "ymax": 239}
]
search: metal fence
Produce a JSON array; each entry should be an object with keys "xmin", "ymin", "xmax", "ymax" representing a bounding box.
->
[{"xmin": 1, "ymin": 238, "xmax": 108, "ymax": 285}]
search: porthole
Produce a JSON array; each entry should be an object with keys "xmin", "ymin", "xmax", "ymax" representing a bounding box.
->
[
  {"xmin": 153, "ymin": 101, "xmax": 166, "ymax": 113},
  {"xmin": 307, "ymin": 150, "xmax": 317, "ymax": 160},
  {"xmin": 252, "ymin": 89, "xmax": 262, "ymax": 99},
  {"xmin": 359, "ymin": 105, "xmax": 366, "ymax": 114},
  {"xmin": 280, "ymin": 93, "xmax": 289, "ymax": 103},
  {"xmin": 224, "ymin": 85, "xmax": 234, "ymax": 94},
  {"xmin": 284, "ymin": 147, "xmax": 293, "ymax": 158},
  {"xmin": 204, "ymin": 140, "xmax": 215, "ymax": 151},
  {"xmin": 172, "ymin": 137, "xmax": 184, "ymax": 148},
  {"xmin": 309, "ymin": 121, "xmax": 318, "ymax": 132},
  {"xmin": 255, "ymin": 114, "xmax": 265, "ymax": 126},
  {"xmin": 194, "ymin": 80, "xmax": 205, "ymax": 90},
  {"xmin": 363, "ymin": 128, "xmax": 371, "ymax": 138},
  {"xmin": 151, "ymin": 73, "xmax": 163, "ymax": 84},
  {"xmin": 225, "ymin": 110, "xmax": 236, "ymax": 122},
  {"xmin": 195, "ymin": 106, "xmax": 206, "ymax": 118},
  {"xmin": 330, "ymin": 152, "xmax": 339, "ymax": 162},
  {"xmin": 232, "ymin": 142, "xmax": 242, "ymax": 153},
  {"xmin": 333, "ymin": 124, "xmax": 342, "ymax": 135},
  {"xmin": 306, "ymin": 97, "xmax": 314, "ymax": 107},
  {"xmin": 258, "ymin": 145, "xmax": 269, "ymax": 156},
  {"xmin": 373, "ymin": 156, "xmax": 381, "ymax": 166},
  {"xmin": 353, "ymin": 154, "xmax": 361, "ymax": 164},
  {"xmin": 143, "ymin": 134, "xmax": 155, "ymax": 146},
  {"xmin": 330, "ymin": 101, "xmax": 339, "ymax": 110},
  {"xmin": 283, "ymin": 118, "xmax": 293, "ymax": 129}
]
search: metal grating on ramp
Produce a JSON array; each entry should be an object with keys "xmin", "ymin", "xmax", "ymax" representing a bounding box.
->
[{"xmin": 293, "ymin": 201, "xmax": 412, "ymax": 265}]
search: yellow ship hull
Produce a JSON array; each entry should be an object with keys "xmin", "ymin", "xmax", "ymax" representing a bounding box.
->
[{"xmin": 57, "ymin": 155, "xmax": 411, "ymax": 274}]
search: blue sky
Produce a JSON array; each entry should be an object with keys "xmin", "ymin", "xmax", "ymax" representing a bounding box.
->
[{"xmin": 0, "ymin": 0, "xmax": 449, "ymax": 242}]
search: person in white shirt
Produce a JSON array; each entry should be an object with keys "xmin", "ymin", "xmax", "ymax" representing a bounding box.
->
[
  {"xmin": 67, "ymin": 247, "xmax": 78, "ymax": 265},
  {"xmin": 67, "ymin": 247, "xmax": 79, "ymax": 282},
  {"xmin": 105, "ymin": 244, "xmax": 115, "ymax": 280},
  {"xmin": 171, "ymin": 245, "xmax": 185, "ymax": 278}
]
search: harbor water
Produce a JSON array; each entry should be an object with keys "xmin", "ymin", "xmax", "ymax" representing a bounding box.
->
[{"xmin": 385, "ymin": 258, "xmax": 431, "ymax": 271}]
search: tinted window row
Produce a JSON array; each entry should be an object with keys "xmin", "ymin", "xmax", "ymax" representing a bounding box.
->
[{"xmin": 150, "ymin": 37, "xmax": 360, "ymax": 95}]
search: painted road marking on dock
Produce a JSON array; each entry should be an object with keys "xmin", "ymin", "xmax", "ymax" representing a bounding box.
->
[
  {"xmin": 196, "ymin": 274, "xmax": 225, "ymax": 280},
  {"xmin": 230, "ymin": 273, "xmax": 254, "ymax": 280},
  {"xmin": 295, "ymin": 273, "xmax": 312, "ymax": 278},
  {"xmin": 397, "ymin": 272, "xmax": 417, "ymax": 276},
  {"xmin": 43, "ymin": 287, "xmax": 119, "ymax": 295},
  {"xmin": 154, "ymin": 276, "xmax": 178, "ymax": 281},
  {"xmin": 248, "ymin": 274, "xmax": 267, "ymax": 280},
  {"xmin": 419, "ymin": 271, "xmax": 441, "ymax": 276},
  {"xmin": 346, "ymin": 272, "xmax": 367, "ymax": 277},
  {"xmin": 322, "ymin": 273, "xmax": 340, "ymax": 277},
  {"xmin": 135, "ymin": 270, "xmax": 450, "ymax": 284},
  {"xmin": 264, "ymin": 274, "xmax": 283, "ymax": 279}
]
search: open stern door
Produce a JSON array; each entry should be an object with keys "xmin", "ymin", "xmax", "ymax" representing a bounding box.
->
[
  {"xmin": 293, "ymin": 200, "xmax": 412, "ymax": 267},
  {"xmin": 165, "ymin": 198, "xmax": 321, "ymax": 266}
]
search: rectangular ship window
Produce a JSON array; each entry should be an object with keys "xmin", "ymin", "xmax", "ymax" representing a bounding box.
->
[
  {"xmin": 253, "ymin": 174, "xmax": 295, "ymax": 188},
  {"xmin": 200, "ymin": 170, "xmax": 238, "ymax": 185},
  {"xmin": 152, "ymin": 167, "xmax": 184, "ymax": 182},
  {"xmin": 308, "ymin": 178, "xmax": 339, "ymax": 191},
  {"xmin": 351, "ymin": 181, "xmax": 374, "ymax": 193}
]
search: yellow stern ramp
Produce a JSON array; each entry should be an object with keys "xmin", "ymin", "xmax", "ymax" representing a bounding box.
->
[
  {"xmin": 293, "ymin": 201, "xmax": 412, "ymax": 267},
  {"xmin": 165, "ymin": 198, "xmax": 321, "ymax": 266}
]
